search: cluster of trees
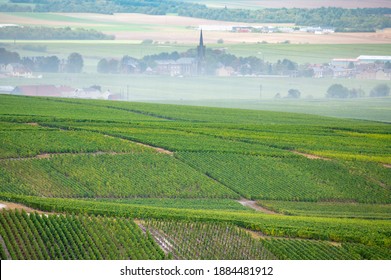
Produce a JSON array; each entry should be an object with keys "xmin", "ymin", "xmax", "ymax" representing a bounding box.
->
[
  {"xmin": 4, "ymin": 0, "xmax": 391, "ymax": 31},
  {"xmin": 274, "ymin": 89, "xmax": 301, "ymax": 99},
  {"xmin": 0, "ymin": 26, "xmax": 114, "ymax": 40},
  {"xmin": 326, "ymin": 84, "xmax": 390, "ymax": 98},
  {"xmin": 0, "ymin": 48, "xmax": 84, "ymax": 73},
  {"xmin": 0, "ymin": 48, "xmax": 20, "ymax": 65}
]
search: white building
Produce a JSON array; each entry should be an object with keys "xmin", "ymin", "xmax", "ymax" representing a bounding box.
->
[{"xmin": 357, "ymin": 56, "xmax": 391, "ymax": 64}]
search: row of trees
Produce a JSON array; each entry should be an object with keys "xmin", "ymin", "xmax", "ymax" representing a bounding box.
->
[
  {"xmin": 276, "ymin": 84, "xmax": 390, "ymax": 99},
  {"xmin": 326, "ymin": 84, "xmax": 390, "ymax": 98},
  {"xmin": 5, "ymin": 0, "xmax": 391, "ymax": 31},
  {"xmin": 0, "ymin": 26, "xmax": 114, "ymax": 40},
  {"xmin": 273, "ymin": 84, "xmax": 390, "ymax": 100},
  {"xmin": 0, "ymin": 48, "xmax": 84, "ymax": 73}
]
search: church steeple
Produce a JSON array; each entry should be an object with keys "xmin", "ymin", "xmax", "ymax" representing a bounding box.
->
[
  {"xmin": 197, "ymin": 29, "xmax": 206, "ymax": 74},
  {"xmin": 197, "ymin": 29, "xmax": 206, "ymax": 60}
]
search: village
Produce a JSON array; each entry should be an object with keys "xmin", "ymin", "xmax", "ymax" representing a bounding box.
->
[{"xmin": 0, "ymin": 31, "xmax": 390, "ymax": 100}]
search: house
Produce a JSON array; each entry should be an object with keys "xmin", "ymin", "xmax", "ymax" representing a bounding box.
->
[
  {"xmin": 376, "ymin": 69, "xmax": 391, "ymax": 80},
  {"xmin": 0, "ymin": 86, "xmax": 15, "ymax": 94},
  {"xmin": 331, "ymin": 58, "xmax": 358, "ymax": 68},
  {"xmin": 356, "ymin": 69, "xmax": 377, "ymax": 80},
  {"xmin": 12, "ymin": 85, "xmax": 73, "ymax": 97},
  {"xmin": 154, "ymin": 58, "xmax": 197, "ymax": 76},
  {"xmin": 311, "ymin": 65, "xmax": 333, "ymax": 78},
  {"xmin": 155, "ymin": 60, "xmax": 181, "ymax": 76},
  {"xmin": 0, "ymin": 63, "xmax": 32, "ymax": 77},
  {"xmin": 121, "ymin": 58, "xmax": 141, "ymax": 74},
  {"xmin": 176, "ymin": 57, "xmax": 197, "ymax": 76},
  {"xmin": 72, "ymin": 87, "xmax": 109, "ymax": 99},
  {"xmin": 107, "ymin": 92, "xmax": 123, "ymax": 100},
  {"xmin": 332, "ymin": 66, "xmax": 354, "ymax": 78},
  {"xmin": 215, "ymin": 66, "xmax": 235, "ymax": 77}
]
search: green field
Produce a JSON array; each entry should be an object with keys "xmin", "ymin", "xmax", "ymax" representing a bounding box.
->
[
  {"xmin": 164, "ymin": 98, "xmax": 391, "ymax": 123},
  {"xmin": 3, "ymin": 40, "xmax": 390, "ymax": 64},
  {"xmin": 0, "ymin": 94, "xmax": 390, "ymax": 260}
]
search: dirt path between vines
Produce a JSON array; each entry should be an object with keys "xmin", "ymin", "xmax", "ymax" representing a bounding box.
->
[
  {"xmin": 292, "ymin": 151, "xmax": 331, "ymax": 160},
  {"xmin": 0, "ymin": 201, "xmax": 49, "ymax": 215},
  {"xmin": 135, "ymin": 220, "xmax": 178, "ymax": 259},
  {"xmin": 134, "ymin": 142, "xmax": 174, "ymax": 155},
  {"xmin": 0, "ymin": 145, "xmax": 173, "ymax": 162},
  {"xmin": 0, "ymin": 151, "xmax": 131, "ymax": 161},
  {"xmin": 238, "ymin": 199, "xmax": 278, "ymax": 214}
]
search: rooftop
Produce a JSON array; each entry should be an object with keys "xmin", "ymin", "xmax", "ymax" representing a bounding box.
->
[{"xmin": 357, "ymin": 55, "xmax": 391, "ymax": 61}]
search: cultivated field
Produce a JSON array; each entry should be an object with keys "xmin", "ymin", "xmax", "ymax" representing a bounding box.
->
[
  {"xmin": 180, "ymin": 0, "xmax": 391, "ymax": 9},
  {"xmin": 162, "ymin": 98, "xmax": 391, "ymax": 123},
  {"xmin": 2, "ymin": 12, "xmax": 391, "ymax": 44},
  {"xmin": 0, "ymin": 94, "xmax": 390, "ymax": 260}
]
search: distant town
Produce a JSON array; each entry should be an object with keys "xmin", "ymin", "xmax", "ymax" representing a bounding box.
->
[{"xmin": 0, "ymin": 31, "xmax": 390, "ymax": 100}]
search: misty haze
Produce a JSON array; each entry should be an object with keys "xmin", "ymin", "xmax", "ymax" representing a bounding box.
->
[{"xmin": 0, "ymin": 0, "xmax": 390, "ymax": 270}]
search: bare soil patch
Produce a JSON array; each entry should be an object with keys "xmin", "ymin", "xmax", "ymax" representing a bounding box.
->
[
  {"xmin": 0, "ymin": 201, "xmax": 48, "ymax": 215},
  {"xmin": 100, "ymin": 133, "xmax": 174, "ymax": 155},
  {"xmin": 238, "ymin": 199, "xmax": 278, "ymax": 214},
  {"xmin": 292, "ymin": 151, "xmax": 331, "ymax": 160},
  {"xmin": 36, "ymin": 153, "xmax": 51, "ymax": 159},
  {"xmin": 135, "ymin": 142, "xmax": 174, "ymax": 155},
  {"xmin": 25, "ymin": 122, "xmax": 39, "ymax": 126},
  {"xmin": 383, "ymin": 164, "xmax": 391, "ymax": 169}
]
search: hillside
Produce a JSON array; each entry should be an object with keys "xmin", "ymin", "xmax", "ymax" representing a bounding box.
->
[{"xmin": 0, "ymin": 94, "xmax": 390, "ymax": 260}]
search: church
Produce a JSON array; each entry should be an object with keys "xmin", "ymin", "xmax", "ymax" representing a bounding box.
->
[{"xmin": 154, "ymin": 30, "xmax": 206, "ymax": 76}]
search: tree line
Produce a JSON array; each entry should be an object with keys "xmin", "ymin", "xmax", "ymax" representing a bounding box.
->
[
  {"xmin": 326, "ymin": 84, "xmax": 390, "ymax": 98},
  {"xmin": 274, "ymin": 84, "xmax": 390, "ymax": 99},
  {"xmin": 97, "ymin": 48, "xmax": 302, "ymax": 76},
  {"xmin": 0, "ymin": 48, "xmax": 84, "ymax": 73},
  {"xmin": 4, "ymin": 0, "xmax": 391, "ymax": 32},
  {"xmin": 0, "ymin": 26, "xmax": 114, "ymax": 40}
]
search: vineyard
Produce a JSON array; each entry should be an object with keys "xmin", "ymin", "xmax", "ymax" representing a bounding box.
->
[
  {"xmin": 0, "ymin": 210, "xmax": 166, "ymax": 260},
  {"xmin": 258, "ymin": 200, "xmax": 391, "ymax": 219},
  {"xmin": 0, "ymin": 94, "xmax": 390, "ymax": 260},
  {"xmin": 261, "ymin": 238, "xmax": 391, "ymax": 260},
  {"xmin": 176, "ymin": 152, "xmax": 390, "ymax": 203}
]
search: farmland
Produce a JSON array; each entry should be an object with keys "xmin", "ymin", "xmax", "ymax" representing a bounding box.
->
[
  {"xmin": 1, "ymin": 10, "xmax": 390, "ymax": 123},
  {"xmin": 2, "ymin": 11, "xmax": 391, "ymax": 44},
  {"xmin": 0, "ymin": 94, "xmax": 390, "ymax": 260},
  {"xmin": 179, "ymin": 0, "xmax": 391, "ymax": 9}
]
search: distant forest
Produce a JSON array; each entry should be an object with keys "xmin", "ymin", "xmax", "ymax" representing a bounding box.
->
[{"xmin": 4, "ymin": 0, "xmax": 391, "ymax": 32}]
